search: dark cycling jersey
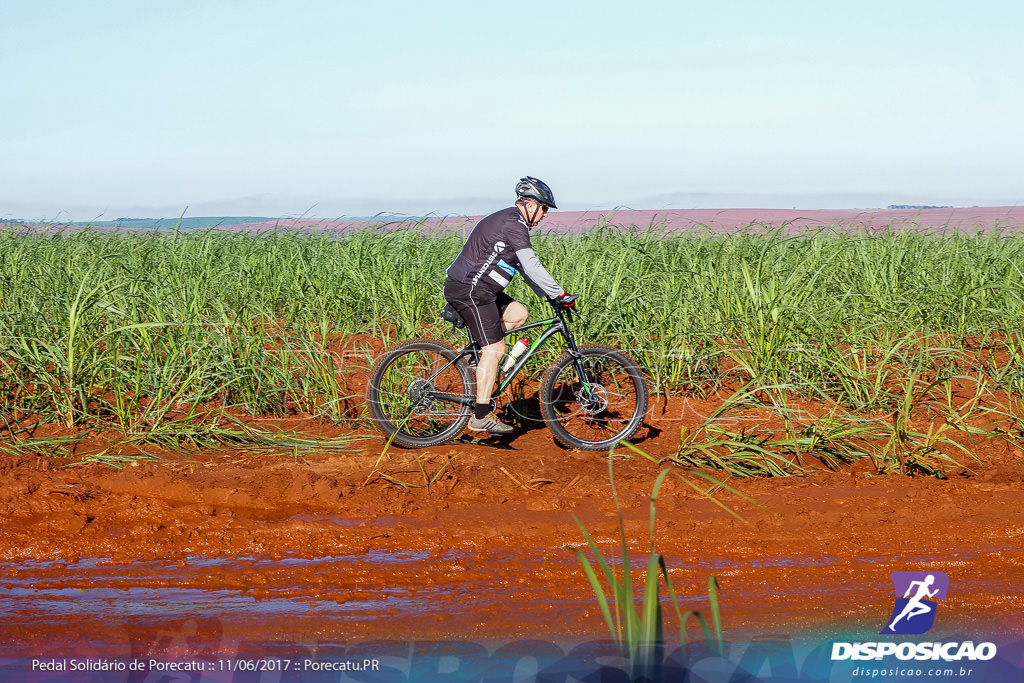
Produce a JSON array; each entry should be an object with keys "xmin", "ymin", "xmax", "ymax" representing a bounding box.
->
[{"xmin": 445, "ymin": 207, "xmax": 563, "ymax": 299}]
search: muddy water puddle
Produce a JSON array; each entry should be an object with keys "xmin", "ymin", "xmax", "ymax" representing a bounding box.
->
[
  {"xmin": 4, "ymin": 545, "xmax": 1015, "ymax": 652},
  {"xmin": 0, "ymin": 552, "xmax": 458, "ymax": 620}
]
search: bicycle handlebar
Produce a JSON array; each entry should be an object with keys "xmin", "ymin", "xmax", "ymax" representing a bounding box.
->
[{"xmin": 547, "ymin": 293, "xmax": 579, "ymax": 323}]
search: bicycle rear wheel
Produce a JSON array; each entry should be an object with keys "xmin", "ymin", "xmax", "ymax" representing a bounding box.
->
[
  {"xmin": 540, "ymin": 344, "xmax": 648, "ymax": 451},
  {"xmin": 367, "ymin": 338, "xmax": 474, "ymax": 448}
]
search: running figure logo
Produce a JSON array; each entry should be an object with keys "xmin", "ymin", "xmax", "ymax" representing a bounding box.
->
[{"xmin": 881, "ymin": 571, "xmax": 950, "ymax": 635}]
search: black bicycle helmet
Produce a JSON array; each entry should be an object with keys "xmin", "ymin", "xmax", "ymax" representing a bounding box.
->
[{"xmin": 515, "ymin": 176, "xmax": 557, "ymax": 209}]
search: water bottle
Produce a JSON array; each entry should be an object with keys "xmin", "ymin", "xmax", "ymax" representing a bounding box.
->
[{"xmin": 501, "ymin": 338, "xmax": 529, "ymax": 373}]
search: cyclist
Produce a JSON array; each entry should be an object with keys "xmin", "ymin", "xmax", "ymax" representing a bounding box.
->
[{"xmin": 443, "ymin": 176, "xmax": 576, "ymax": 436}]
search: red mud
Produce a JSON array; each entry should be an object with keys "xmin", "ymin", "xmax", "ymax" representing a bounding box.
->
[{"xmin": 2, "ymin": 390, "xmax": 1023, "ymax": 658}]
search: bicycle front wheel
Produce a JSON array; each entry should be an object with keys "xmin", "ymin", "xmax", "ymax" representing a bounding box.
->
[
  {"xmin": 367, "ymin": 338, "xmax": 474, "ymax": 448},
  {"xmin": 540, "ymin": 344, "xmax": 648, "ymax": 451}
]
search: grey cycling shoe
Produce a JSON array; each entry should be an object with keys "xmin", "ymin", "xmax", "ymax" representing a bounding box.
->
[{"xmin": 467, "ymin": 412, "xmax": 514, "ymax": 436}]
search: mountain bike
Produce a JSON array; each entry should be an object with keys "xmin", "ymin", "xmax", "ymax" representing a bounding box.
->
[{"xmin": 366, "ymin": 296, "xmax": 648, "ymax": 450}]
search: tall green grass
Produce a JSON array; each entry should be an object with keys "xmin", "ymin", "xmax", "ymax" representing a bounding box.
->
[{"xmin": 3, "ymin": 221, "xmax": 1024, "ymax": 466}]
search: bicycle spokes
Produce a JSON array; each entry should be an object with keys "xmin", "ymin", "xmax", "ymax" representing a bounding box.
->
[
  {"xmin": 541, "ymin": 345, "xmax": 647, "ymax": 449},
  {"xmin": 369, "ymin": 341, "xmax": 472, "ymax": 446}
]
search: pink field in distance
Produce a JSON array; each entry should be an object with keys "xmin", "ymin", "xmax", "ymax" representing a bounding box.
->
[{"xmin": 228, "ymin": 205, "xmax": 1024, "ymax": 235}]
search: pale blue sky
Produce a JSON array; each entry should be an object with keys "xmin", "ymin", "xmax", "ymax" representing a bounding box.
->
[{"xmin": 2, "ymin": 0, "xmax": 1021, "ymax": 220}]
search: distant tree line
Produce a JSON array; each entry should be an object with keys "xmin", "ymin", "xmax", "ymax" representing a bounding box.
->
[{"xmin": 887, "ymin": 205, "xmax": 954, "ymax": 210}]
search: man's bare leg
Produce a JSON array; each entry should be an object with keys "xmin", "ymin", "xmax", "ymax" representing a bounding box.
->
[{"xmin": 468, "ymin": 302, "xmax": 528, "ymax": 435}]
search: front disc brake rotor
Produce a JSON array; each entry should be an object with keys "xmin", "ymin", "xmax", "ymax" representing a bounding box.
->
[{"xmin": 575, "ymin": 383, "xmax": 608, "ymax": 415}]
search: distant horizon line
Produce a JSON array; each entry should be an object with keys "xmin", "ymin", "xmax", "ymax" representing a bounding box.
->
[
  {"xmin": 2, "ymin": 190, "xmax": 1021, "ymax": 224},
  {"xmin": 4, "ymin": 203, "xmax": 1021, "ymax": 226}
]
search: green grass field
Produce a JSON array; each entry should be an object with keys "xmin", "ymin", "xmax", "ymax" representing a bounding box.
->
[{"xmin": 3, "ymin": 222, "xmax": 1024, "ymax": 471}]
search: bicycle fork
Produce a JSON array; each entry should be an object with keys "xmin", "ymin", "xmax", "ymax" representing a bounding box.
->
[{"xmin": 560, "ymin": 323, "xmax": 597, "ymax": 399}]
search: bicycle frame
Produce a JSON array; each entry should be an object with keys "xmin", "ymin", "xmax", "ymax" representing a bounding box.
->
[{"xmin": 426, "ymin": 304, "xmax": 586, "ymax": 407}]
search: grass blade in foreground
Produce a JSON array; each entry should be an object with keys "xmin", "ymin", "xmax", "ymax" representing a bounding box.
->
[{"xmin": 572, "ymin": 451, "xmax": 743, "ymax": 678}]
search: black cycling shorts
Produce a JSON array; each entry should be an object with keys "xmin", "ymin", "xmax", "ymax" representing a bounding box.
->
[{"xmin": 443, "ymin": 278, "xmax": 517, "ymax": 347}]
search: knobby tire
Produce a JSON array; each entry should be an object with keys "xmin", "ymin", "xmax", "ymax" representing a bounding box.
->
[
  {"xmin": 540, "ymin": 343, "xmax": 648, "ymax": 451},
  {"xmin": 366, "ymin": 338, "xmax": 474, "ymax": 448}
]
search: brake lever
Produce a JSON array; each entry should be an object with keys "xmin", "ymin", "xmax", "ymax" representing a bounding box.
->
[{"xmin": 548, "ymin": 295, "xmax": 578, "ymax": 322}]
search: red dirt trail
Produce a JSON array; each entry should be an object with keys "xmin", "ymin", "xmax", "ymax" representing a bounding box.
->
[{"xmin": 1, "ymin": 392, "xmax": 1022, "ymax": 660}]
